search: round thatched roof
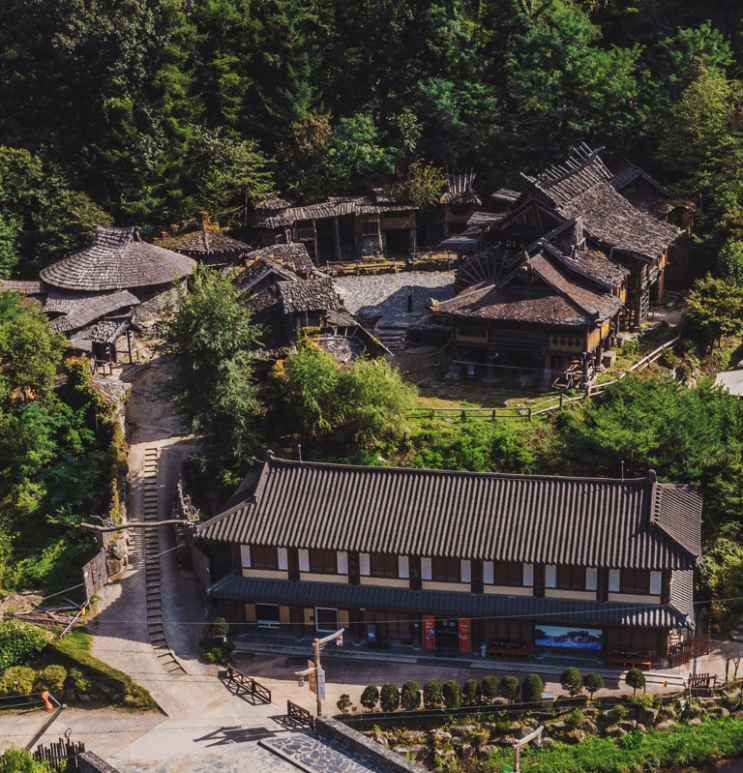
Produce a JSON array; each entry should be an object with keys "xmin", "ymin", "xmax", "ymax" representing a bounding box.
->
[
  {"xmin": 41, "ymin": 226, "xmax": 196, "ymax": 292},
  {"xmin": 157, "ymin": 227, "xmax": 249, "ymax": 256}
]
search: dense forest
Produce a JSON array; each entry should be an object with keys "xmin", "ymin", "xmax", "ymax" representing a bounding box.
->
[{"xmin": 2, "ymin": 0, "xmax": 743, "ymax": 276}]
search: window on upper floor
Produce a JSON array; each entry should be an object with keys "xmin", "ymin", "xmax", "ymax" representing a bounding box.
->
[
  {"xmin": 309, "ymin": 549, "xmax": 337, "ymax": 574},
  {"xmin": 494, "ymin": 561, "xmax": 523, "ymax": 587},
  {"xmin": 370, "ymin": 553, "xmax": 398, "ymax": 578},
  {"xmin": 251, "ymin": 545, "xmax": 279, "ymax": 571},
  {"xmin": 557, "ymin": 565, "xmax": 586, "ymax": 591},
  {"xmin": 620, "ymin": 569, "xmax": 650, "ymax": 595},
  {"xmin": 432, "ymin": 557, "xmax": 461, "ymax": 583}
]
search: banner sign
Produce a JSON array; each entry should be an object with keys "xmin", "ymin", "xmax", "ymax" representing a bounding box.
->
[
  {"xmin": 424, "ymin": 615, "xmax": 436, "ymax": 650},
  {"xmin": 458, "ymin": 618, "xmax": 471, "ymax": 653}
]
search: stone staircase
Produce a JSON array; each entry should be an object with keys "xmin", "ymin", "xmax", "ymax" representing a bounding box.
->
[
  {"xmin": 140, "ymin": 447, "xmax": 186, "ymax": 676},
  {"xmin": 374, "ymin": 325, "xmax": 407, "ymax": 352}
]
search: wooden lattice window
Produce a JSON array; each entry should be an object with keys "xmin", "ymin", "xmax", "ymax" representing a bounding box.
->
[
  {"xmin": 309, "ymin": 549, "xmax": 337, "ymax": 574},
  {"xmin": 494, "ymin": 561, "xmax": 522, "ymax": 587},
  {"xmin": 370, "ymin": 553, "xmax": 398, "ymax": 578},
  {"xmin": 557, "ymin": 565, "xmax": 585, "ymax": 591}
]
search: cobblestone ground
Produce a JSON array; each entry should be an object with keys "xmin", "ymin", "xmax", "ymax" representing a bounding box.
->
[
  {"xmin": 262, "ymin": 732, "xmax": 391, "ymax": 773},
  {"xmin": 334, "ymin": 272, "xmax": 454, "ymax": 325}
]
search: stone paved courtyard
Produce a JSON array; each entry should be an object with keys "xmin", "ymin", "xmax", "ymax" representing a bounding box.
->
[
  {"xmin": 334, "ymin": 272, "xmax": 454, "ymax": 326},
  {"xmin": 261, "ymin": 732, "xmax": 390, "ymax": 773}
]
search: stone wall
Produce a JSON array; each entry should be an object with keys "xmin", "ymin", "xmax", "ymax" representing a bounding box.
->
[
  {"xmin": 78, "ymin": 752, "xmax": 122, "ymax": 773},
  {"xmin": 315, "ymin": 717, "xmax": 425, "ymax": 773}
]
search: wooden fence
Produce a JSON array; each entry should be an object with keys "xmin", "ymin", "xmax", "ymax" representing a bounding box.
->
[
  {"xmin": 288, "ymin": 699, "xmax": 315, "ymax": 729},
  {"xmin": 1, "ymin": 739, "xmax": 86, "ymax": 771},
  {"xmin": 668, "ymin": 634, "xmax": 710, "ymax": 669},
  {"xmin": 407, "ymin": 334, "xmax": 681, "ymax": 422},
  {"xmin": 226, "ymin": 664, "xmax": 271, "ymax": 703}
]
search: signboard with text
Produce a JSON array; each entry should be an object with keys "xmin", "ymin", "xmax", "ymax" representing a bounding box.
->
[
  {"xmin": 424, "ymin": 616, "xmax": 436, "ymax": 650},
  {"xmin": 458, "ymin": 618, "xmax": 471, "ymax": 653}
]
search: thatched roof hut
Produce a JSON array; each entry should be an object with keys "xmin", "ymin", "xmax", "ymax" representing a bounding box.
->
[
  {"xmin": 41, "ymin": 225, "xmax": 195, "ymax": 293},
  {"xmin": 155, "ymin": 213, "xmax": 250, "ymax": 265}
]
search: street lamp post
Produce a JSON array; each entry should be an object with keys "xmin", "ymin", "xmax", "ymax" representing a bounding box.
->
[{"xmin": 295, "ymin": 628, "xmax": 344, "ymax": 716}]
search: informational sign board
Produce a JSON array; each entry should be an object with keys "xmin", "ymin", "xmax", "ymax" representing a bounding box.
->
[
  {"xmin": 424, "ymin": 616, "xmax": 436, "ymax": 650},
  {"xmin": 458, "ymin": 618, "xmax": 471, "ymax": 653},
  {"xmin": 82, "ymin": 549, "xmax": 108, "ymax": 600},
  {"xmin": 316, "ymin": 667, "xmax": 326, "ymax": 701}
]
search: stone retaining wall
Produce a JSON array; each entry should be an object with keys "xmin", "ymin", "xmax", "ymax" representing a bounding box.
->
[
  {"xmin": 315, "ymin": 717, "xmax": 424, "ymax": 772},
  {"xmin": 78, "ymin": 752, "xmax": 122, "ymax": 773}
]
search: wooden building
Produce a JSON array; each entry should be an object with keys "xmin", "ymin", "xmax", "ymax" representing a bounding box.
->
[
  {"xmin": 421, "ymin": 171, "xmax": 481, "ymax": 247},
  {"xmin": 253, "ymin": 191, "xmax": 418, "ymax": 262},
  {"xmin": 38, "ymin": 225, "xmax": 195, "ymax": 365},
  {"xmin": 156, "ymin": 212, "xmax": 250, "ymax": 266},
  {"xmin": 434, "ymin": 222, "xmax": 626, "ymax": 387},
  {"xmin": 199, "ymin": 455, "xmax": 702, "ymax": 665},
  {"xmin": 488, "ymin": 144, "xmax": 680, "ymax": 328}
]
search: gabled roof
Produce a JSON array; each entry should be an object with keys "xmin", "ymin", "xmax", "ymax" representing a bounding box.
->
[
  {"xmin": 199, "ymin": 454, "xmax": 703, "ymax": 570},
  {"xmin": 244, "ymin": 243, "xmax": 318, "ymax": 278},
  {"xmin": 277, "ymin": 278, "xmax": 338, "ymax": 314},
  {"xmin": 52, "ymin": 290, "xmax": 140, "ymax": 333},
  {"xmin": 436, "ymin": 247, "xmax": 623, "ymax": 325},
  {"xmin": 156, "ymin": 227, "xmax": 249, "ymax": 256},
  {"xmin": 236, "ymin": 257, "xmax": 300, "ymax": 293},
  {"xmin": 41, "ymin": 226, "xmax": 196, "ymax": 292},
  {"xmin": 515, "ymin": 144, "xmax": 681, "ymax": 260}
]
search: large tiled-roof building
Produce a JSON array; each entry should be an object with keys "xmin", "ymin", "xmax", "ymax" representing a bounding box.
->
[{"xmin": 199, "ymin": 454, "xmax": 702, "ymax": 665}]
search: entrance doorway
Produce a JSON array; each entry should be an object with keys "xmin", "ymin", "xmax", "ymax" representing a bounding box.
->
[
  {"xmin": 315, "ymin": 607, "xmax": 339, "ymax": 633},
  {"xmin": 435, "ymin": 619, "xmax": 459, "ymax": 649},
  {"xmin": 256, "ymin": 604, "xmax": 280, "ymax": 628}
]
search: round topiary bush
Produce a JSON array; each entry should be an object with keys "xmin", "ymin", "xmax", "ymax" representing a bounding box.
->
[
  {"xmin": 481, "ymin": 676, "xmax": 500, "ymax": 704},
  {"xmin": 36, "ymin": 665, "xmax": 67, "ymax": 692},
  {"xmin": 337, "ymin": 693, "xmax": 351, "ymax": 713},
  {"xmin": 1, "ymin": 666, "xmax": 36, "ymax": 696},
  {"xmin": 401, "ymin": 681, "xmax": 421, "ymax": 710},
  {"xmin": 560, "ymin": 667, "xmax": 583, "ymax": 697},
  {"xmin": 583, "ymin": 672, "xmax": 605, "ymax": 700},
  {"xmin": 462, "ymin": 678, "xmax": 481, "ymax": 706},
  {"xmin": 380, "ymin": 682, "xmax": 400, "ymax": 712},
  {"xmin": 625, "ymin": 668, "xmax": 646, "ymax": 695},
  {"xmin": 423, "ymin": 679, "xmax": 443, "ymax": 709},
  {"xmin": 361, "ymin": 684, "xmax": 379, "ymax": 710},
  {"xmin": 500, "ymin": 675, "xmax": 520, "ymax": 703},
  {"xmin": 521, "ymin": 673, "xmax": 544, "ymax": 704},
  {"xmin": 443, "ymin": 679, "xmax": 462, "ymax": 709}
]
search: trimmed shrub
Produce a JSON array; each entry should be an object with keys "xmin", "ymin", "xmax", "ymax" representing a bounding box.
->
[
  {"xmin": 401, "ymin": 681, "xmax": 421, "ymax": 710},
  {"xmin": 521, "ymin": 673, "xmax": 544, "ymax": 704},
  {"xmin": 626, "ymin": 668, "xmax": 646, "ymax": 695},
  {"xmin": 462, "ymin": 678, "xmax": 482, "ymax": 706},
  {"xmin": 565, "ymin": 709, "xmax": 584, "ymax": 731},
  {"xmin": 70, "ymin": 667, "xmax": 92, "ymax": 694},
  {"xmin": 423, "ymin": 680, "xmax": 443, "ymax": 709},
  {"xmin": 560, "ymin": 667, "xmax": 583, "ymax": 697},
  {"xmin": 0, "ymin": 623, "xmax": 48, "ymax": 672},
  {"xmin": 583, "ymin": 672, "xmax": 605, "ymax": 700},
  {"xmin": 481, "ymin": 676, "xmax": 500, "ymax": 703},
  {"xmin": 36, "ymin": 665, "xmax": 67, "ymax": 692},
  {"xmin": 443, "ymin": 680, "xmax": 462, "ymax": 709},
  {"xmin": 380, "ymin": 682, "xmax": 400, "ymax": 712},
  {"xmin": 500, "ymin": 675, "xmax": 520, "ymax": 703},
  {"xmin": 337, "ymin": 693, "xmax": 351, "ymax": 713},
  {"xmin": 1, "ymin": 666, "xmax": 36, "ymax": 695},
  {"xmin": 361, "ymin": 684, "xmax": 379, "ymax": 710}
]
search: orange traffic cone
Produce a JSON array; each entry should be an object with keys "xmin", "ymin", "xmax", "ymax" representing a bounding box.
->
[{"xmin": 40, "ymin": 691, "xmax": 53, "ymax": 710}]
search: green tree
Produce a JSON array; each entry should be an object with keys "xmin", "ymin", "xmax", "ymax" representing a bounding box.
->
[
  {"xmin": 560, "ymin": 667, "xmax": 583, "ymax": 697},
  {"xmin": 582, "ymin": 672, "xmax": 605, "ymax": 700},
  {"xmin": 521, "ymin": 673, "xmax": 544, "ymax": 704},
  {"xmin": 401, "ymin": 681, "xmax": 421, "ymax": 710},
  {"xmin": 685, "ymin": 276, "xmax": 743, "ymax": 347},
  {"xmin": 337, "ymin": 693, "xmax": 351, "ymax": 713},
  {"xmin": 717, "ymin": 239, "xmax": 743, "ymax": 286},
  {"xmin": 462, "ymin": 678, "xmax": 482, "ymax": 706},
  {"xmin": 360, "ymin": 684, "xmax": 379, "ymax": 710},
  {"xmin": 625, "ymin": 668, "xmax": 646, "ymax": 695},
  {"xmin": 500, "ymin": 675, "xmax": 520, "ymax": 703},
  {"xmin": 380, "ymin": 682, "xmax": 400, "ymax": 711},
  {"xmin": 388, "ymin": 158, "xmax": 447, "ymax": 207},
  {"xmin": 481, "ymin": 675, "xmax": 500, "ymax": 704},
  {"xmin": 0, "ymin": 748, "xmax": 50, "ymax": 773},
  {"xmin": 423, "ymin": 680, "xmax": 443, "ymax": 709},
  {"xmin": 442, "ymin": 679, "xmax": 462, "ymax": 709},
  {"xmin": 165, "ymin": 266, "xmax": 262, "ymax": 479}
]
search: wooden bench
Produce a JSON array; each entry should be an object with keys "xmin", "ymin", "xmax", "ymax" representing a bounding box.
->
[
  {"xmin": 486, "ymin": 640, "xmax": 531, "ymax": 661},
  {"xmin": 607, "ymin": 648, "xmax": 652, "ymax": 670}
]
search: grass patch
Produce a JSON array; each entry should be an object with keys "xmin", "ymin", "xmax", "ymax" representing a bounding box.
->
[
  {"xmin": 500, "ymin": 719, "xmax": 743, "ymax": 773},
  {"xmin": 47, "ymin": 627, "xmax": 158, "ymax": 711}
]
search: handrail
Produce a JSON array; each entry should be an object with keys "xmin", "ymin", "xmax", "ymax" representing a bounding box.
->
[
  {"xmin": 288, "ymin": 699, "xmax": 315, "ymax": 728},
  {"xmin": 226, "ymin": 664, "xmax": 272, "ymax": 703}
]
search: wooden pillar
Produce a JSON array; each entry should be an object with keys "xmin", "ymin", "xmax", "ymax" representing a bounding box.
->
[
  {"xmin": 411, "ymin": 615, "xmax": 423, "ymax": 649},
  {"xmin": 348, "ymin": 551, "xmax": 360, "ymax": 585},
  {"xmin": 661, "ymin": 571, "xmax": 672, "ymax": 605},
  {"xmin": 230, "ymin": 543, "xmax": 242, "ymax": 575},
  {"xmin": 533, "ymin": 564, "xmax": 545, "ymax": 598},
  {"xmin": 290, "ymin": 604, "xmax": 305, "ymax": 640},
  {"xmin": 597, "ymin": 568, "xmax": 609, "ymax": 602},
  {"xmin": 409, "ymin": 555, "xmax": 422, "ymax": 591},
  {"xmin": 333, "ymin": 216, "xmax": 341, "ymax": 259},
  {"xmin": 349, "ymin": 608, "xmax": 364, "ymax": 645},
  {"xmin": 471, "ymin": 559, "xmax": 484, "ymax": 595},
  {"xmin": 126, "ymin": 328, "xmax": 133, "ymax": 363},
  {"xmin": 312, "ymin": 218, "xmax": 319, "ymax": 263},
  {"xmin": 287, "ymin": 548, "xmax": 300, "ymax": 582}
]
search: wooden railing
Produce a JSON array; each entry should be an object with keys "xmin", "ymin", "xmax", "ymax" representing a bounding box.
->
[
  {"xmin": 667, "ymin": 634, "xmax": 710, "ymax": 668},
  {"xmin": 226, "ymin": 664, "xmax": 272, "ymax": 703},
  {"xmin": 287, "ymin": 699, "xmax": 315, "ymax": 729},
  {"xmin": 407, "ymin": 334, "xmax": 682, "ymax": 422}
]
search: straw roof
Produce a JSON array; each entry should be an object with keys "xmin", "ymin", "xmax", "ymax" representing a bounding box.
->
[
  {"xmin": 156, "ymin": 227, "xmax": 249, "ymax": 257},
  {"xmin": 41, "ymin": 226, "xmax": 196, "ymax": 292},
  {"xmin": 52, "ymin": 290, "xmax": 140, "ymax": 333}
]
